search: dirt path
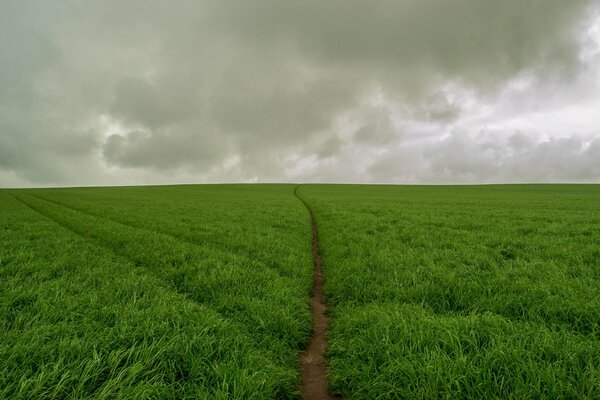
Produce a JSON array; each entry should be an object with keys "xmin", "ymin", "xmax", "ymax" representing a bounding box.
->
[{"xmin": 294, "ymin": 185, "xmax": 337, "ymax": 400}]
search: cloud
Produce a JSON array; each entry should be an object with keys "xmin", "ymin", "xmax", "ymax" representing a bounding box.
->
[
  {"xmin": 367, "ymin": 132, "xmax": 600, "ymax": 183},
  {"xmin": 0, "ymin": 0, "xmax": 598, "ymax": 186}
]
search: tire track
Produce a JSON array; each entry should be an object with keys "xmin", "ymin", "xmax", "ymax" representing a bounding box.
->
[
  {"xmin": 11, "ymin": 192, "xmax": 290, "ymax": 354},
  {"xmin": 10, "ymin": 193, "xmax": 228, "ymax": 309},
  {"xmin": 25, "ymin": 192, "xmax": 294, "ymax": 279},
  {"xmin": 294, "ymin": 185, "xmax": 337, "ymax": 400}
]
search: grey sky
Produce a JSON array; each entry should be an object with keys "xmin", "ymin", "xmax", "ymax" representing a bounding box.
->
[{"xmin": 1, "ymin": 1, "xmax": 599, "ymax": 186}]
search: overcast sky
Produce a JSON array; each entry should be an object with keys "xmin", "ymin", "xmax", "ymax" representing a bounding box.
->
[{"xmin": 1, "ymin": 1, "xmax": 600, "ymax": 187}]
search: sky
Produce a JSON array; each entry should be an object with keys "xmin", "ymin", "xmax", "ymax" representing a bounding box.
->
[{"xmin": 1, "ymin": 1, "xmax": 600, "ymax": 187}]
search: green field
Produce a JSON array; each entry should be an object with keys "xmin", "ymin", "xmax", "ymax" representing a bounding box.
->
[
  {"xmin": 2, "ymin": 184, "xmax": 600, "ymax": 399},
  {"xmin": 1, "ymin": 185, "xmax": 313, "ymax": 399},
  {"xmin": 299, "ymin": 184, "xmax": 600, "ymax": 399}
]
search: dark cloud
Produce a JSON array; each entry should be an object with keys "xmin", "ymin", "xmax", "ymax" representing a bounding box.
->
[{"xmin": 0, "ymin": 1, "xmax": 598, "ymax": 186}]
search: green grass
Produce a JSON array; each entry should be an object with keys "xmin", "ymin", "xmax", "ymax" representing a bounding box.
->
[
  {"xmin": 298, "ymin": 184, "xmax": 600, "ymax": 399},
  {"xmin": 0, "ymin": 185, "xmax": 313, "ymax": 399},
  {"xmin": 2, "ymin": 184, "xmax": 600, "ymax": 398}
]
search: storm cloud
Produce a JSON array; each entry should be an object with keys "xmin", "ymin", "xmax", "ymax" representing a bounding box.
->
[{"xmin": 1, "ymin": 1, "xmax": 599, "ymax": 186}]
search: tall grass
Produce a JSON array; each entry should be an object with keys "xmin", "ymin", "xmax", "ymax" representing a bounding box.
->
[
  {"xmin": 300, "ymin": 184, "xmax": 600, "ymax": 399},
  {"xmin": 0, "ymin": 185, "xmax": 313, "ymax": 399},
  {"xmin": 3, "ymin": 184, "xmax": 599, "ymax": 398}
]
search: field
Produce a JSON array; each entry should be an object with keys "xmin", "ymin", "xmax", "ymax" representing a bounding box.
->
[
  {"xmin": 2, "ymin": 184, "xmax": 600, "ymax": 399},
  {"xmin": 0, "ymin": 185, "xmax": 313, "ymax": 399},
  {"xmin": 299, "ymin": 184, "xmax": 600, "ymax": 399}
]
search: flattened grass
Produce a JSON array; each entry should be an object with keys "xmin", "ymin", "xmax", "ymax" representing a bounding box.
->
[{"xmin": 300, "ymin": 184, "xmax": 600, "ymax": 399}]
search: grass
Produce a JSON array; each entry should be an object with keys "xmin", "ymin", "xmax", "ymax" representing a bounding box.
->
[
  {"xmin": 2, "ymin": 183, "xmax": 600, "ymax": 398},
  {"xmin": 0, "ymin": 185, "xmax": 313, "ymax": 399},
  {"xmin": 298, "ymin": 184, "xmax": 600, "ymax": 399}
]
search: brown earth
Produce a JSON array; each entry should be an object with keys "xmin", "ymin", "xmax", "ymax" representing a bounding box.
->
[{"xmin": 294, "ymin": 186, "xmax": 338, "ymax": 400}]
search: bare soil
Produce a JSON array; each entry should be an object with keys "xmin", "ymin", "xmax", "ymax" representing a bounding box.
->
[{"xmin": 295, "ymin": 186, "xmax": 337, "ymax": 400}]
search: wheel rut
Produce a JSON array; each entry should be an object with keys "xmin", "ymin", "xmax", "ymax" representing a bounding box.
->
[
  {"xmin": 294, "ymin": 185, "xmax": 337, "ymax": 400},
  {"xmin": 24, "ymin": 193, "xmax": 293, "ymax": 278}
]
